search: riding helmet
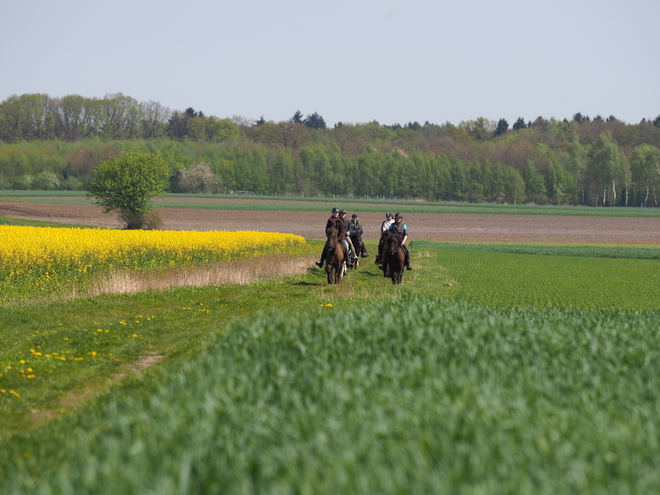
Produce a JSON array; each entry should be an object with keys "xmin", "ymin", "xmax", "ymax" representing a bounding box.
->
[
  {"xmin": 385, "ymin": 212, "xmax": 392, "ymax": 218},
  {"xmin": 339, "ymin": 209, "xmax": 347, "ymax": 215},
  {"xmin": 332, "ymin": 207, "xmax": 339, "ymax": 213},
  {"xmin": 395, "ymin": 212, "xmax": 403, "ymax": 219}
]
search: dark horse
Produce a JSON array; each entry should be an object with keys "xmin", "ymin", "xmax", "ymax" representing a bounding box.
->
[
  {"xmin": 325, "ymin": 228, "xmax": 346, "ymax": 284},
  {"xmin": 350, "ymin": 231, "xmax": 365, "ymax": 265},
  {"xmin": 348, "ymin": 232, "xmax": 363, "ymax": 270},
  {"xmin": 375, "ymin": 229, "xmax": 391, "ymax": 265},
  {"xmin": 382, "ymin": 233, "xmax": 405, "ymax": 285}
]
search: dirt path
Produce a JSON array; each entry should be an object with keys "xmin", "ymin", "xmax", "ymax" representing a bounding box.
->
[{"xmin": 1, "ymin": 200, "xmax": 660, "ymax": 244}]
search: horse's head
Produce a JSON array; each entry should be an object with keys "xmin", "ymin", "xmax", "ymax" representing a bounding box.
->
[
  {"xmin": 326, "ymin": 227, "xmax": 338, "ymax": 248},
  {"xmin": 386, "ymin": 234, "xmax": 400, "ymax": 255}
]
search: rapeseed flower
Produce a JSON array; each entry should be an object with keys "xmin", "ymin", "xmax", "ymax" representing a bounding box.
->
[{"xmin": 1, "ymin": 226, "xmax": 306, "ymax": 300}]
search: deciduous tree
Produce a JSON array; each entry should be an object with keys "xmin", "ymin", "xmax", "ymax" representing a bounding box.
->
[
  {"xmin": 87, "ymin": 152, "xmax": 169, "ymax": 229},
  {"xmin": 630, "ymin": 144, "xmax": 660, "ymax": 206},
  {"xmin": 585, "ymin": 132, "xmax": 624, "ymax": 206}
]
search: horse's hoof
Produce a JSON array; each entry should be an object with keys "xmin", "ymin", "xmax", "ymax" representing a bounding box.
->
[{"xmin": 362, "ymin": 254, "xmax": 369, "ymax": 258}]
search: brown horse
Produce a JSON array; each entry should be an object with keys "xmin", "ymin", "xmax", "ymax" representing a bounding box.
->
[
  {"xmin": 382, "ymin": 233, "xmax": 405, "ymax": 285},
  {"xmin": 375, "ymin": 229, "xmax": 391, "ymax": 265},
  {"xmin": 325, "ymin": 228, "xmax": 346, "ymax": 284}
]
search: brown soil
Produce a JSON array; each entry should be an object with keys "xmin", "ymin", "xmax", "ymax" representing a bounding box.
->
[{"xmin": 1, "ymin": 199, "xmax": 659, "ymax": 245}]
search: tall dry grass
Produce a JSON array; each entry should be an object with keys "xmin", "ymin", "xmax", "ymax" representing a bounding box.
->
[{"xmin": 86, "ymin": 254, "xmax": 316, "ymax": 296}]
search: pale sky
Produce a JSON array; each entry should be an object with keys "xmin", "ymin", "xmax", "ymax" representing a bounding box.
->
[{"xmin": 1, "ymin": 0, "xmax": 658, "ymax": 127}]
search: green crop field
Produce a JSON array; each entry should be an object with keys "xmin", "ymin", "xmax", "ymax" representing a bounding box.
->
[
  {"xmin": 3, "ymin": 190, "xmax": 660, "ymax": 217},
  {"xmin": 1, "ymin": 213, "xmax": 660, "ymax": 493}
]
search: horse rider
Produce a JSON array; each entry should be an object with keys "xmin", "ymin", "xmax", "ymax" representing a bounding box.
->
[
  {"xmin": 339, "ymin": 209, "xmax": 359, "ymax": 265},
  {"xmin": 315, "ymin": 207, "xmax": 345, "ymax": 268},
  {"xmin": 389, "ymin": 212, "xmax": 413, "ymax": 270},
  {"xmin": 381, "ymin": 212, "xmax": 394, "ymax": 233},
  {"xmin": 349, "ymin": 213, "xmax": 369, "ymax": 258},
  {"xmin": 376, "ymin": 212, "xmax": 395, "ymax": 263}
]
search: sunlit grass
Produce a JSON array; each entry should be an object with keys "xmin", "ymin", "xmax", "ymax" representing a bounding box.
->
[{"xmin": 3, "ymin": 296, "xmax": 660, "ymax": 493}]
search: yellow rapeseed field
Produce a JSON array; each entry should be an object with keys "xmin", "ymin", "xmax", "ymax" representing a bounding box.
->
[{"xmin": 0, "ymin": 226, "xmax": 306, "ymax": 301}]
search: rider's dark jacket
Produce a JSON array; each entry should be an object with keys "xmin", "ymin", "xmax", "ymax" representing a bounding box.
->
[
  {"xmin": 326, "ymin": 216, "xmax": 346, "ymax": 240},
  {"xmin": 390, "ymin": 221, "xmax": 408, "ymax": 239},
  {"xmin": 340, "ymin": 217, "xmax": 351, "ymax": 241}
]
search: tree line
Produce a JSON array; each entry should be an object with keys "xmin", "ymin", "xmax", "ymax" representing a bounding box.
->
[{"xmin": 1, "ymin": 93, "xmax": 659, "ymax": 207}]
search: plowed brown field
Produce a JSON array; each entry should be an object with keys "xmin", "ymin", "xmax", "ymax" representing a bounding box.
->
[{"xmin": 1, "ymin": 198, "xmax": 659, "ymax": 245}]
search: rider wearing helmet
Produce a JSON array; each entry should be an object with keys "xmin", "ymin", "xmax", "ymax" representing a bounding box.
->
[
  {"xmin": 389, "ymin": 212, "xmax": 412, "ymax": 270},
  {"xmin": 376, "ymin": 212, "xmax": 395, "ymax": 263},
  {"xmin": 315, "ymin": 207, "xmax": 345, "ymax": 268},
  {"xmin": 381, "ymin": 212, "xmax": 394, "ymax": 233},
  {"xmin": 339, "ymin": 209, "xmax": 359, "ymax": 266}
]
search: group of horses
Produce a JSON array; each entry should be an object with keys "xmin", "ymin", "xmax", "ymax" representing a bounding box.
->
[{"xmin": 322, "ymin": 228, "xmax": 405, "ymax": 285}]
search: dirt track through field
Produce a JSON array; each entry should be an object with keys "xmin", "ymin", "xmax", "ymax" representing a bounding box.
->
[{"xmin": 1, "ymin": 200, "xmax": 660, "ymax": 245}]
